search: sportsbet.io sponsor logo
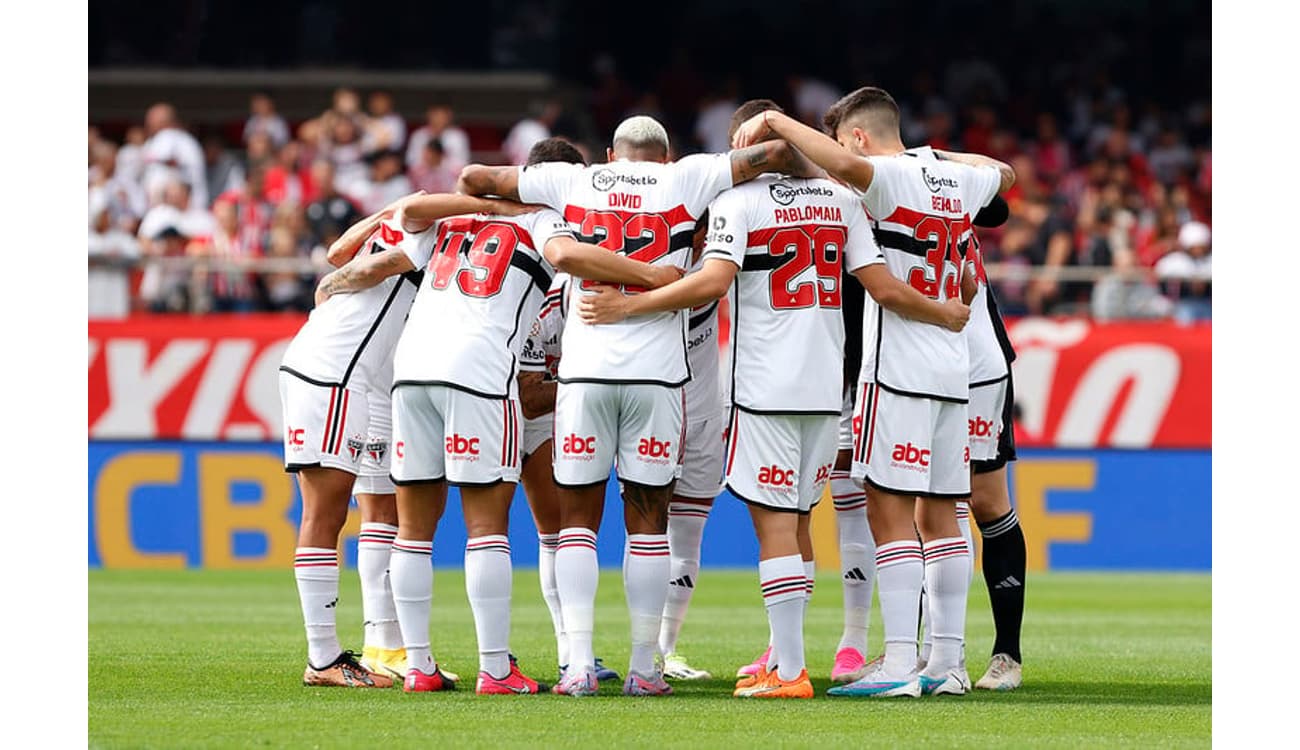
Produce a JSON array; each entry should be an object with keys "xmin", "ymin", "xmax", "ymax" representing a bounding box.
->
[
  {"xmin": 921, "ymin": 167, "xmax": 959, "ymax": 194},
  {"xmin": 769, "ymin": 181, "xmax": 834, "ymax": 206},
  {"xmin": 591, "ymin": 168, "xmax": 658, "ymax": 192}
]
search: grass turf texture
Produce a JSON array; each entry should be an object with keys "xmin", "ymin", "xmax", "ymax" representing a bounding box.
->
[{"xmin": 89, "ymin": 569, "xmax": 1210, "ymax": 748}]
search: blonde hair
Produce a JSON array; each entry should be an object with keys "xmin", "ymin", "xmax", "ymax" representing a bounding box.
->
[{"xmin": 612, "ymin": 115, "xmax": 670, "ymax": 154}]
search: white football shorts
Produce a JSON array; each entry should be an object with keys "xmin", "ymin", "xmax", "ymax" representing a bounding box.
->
[
  {"xmin": 552, "ymin": 382, "xmax": 684, "ymax": 488},
  {"xmin": 676, "ymin": 413, "xmax": 724, "ymax": 500},
  {"xmin": 967, "ymin": 377, "xmax": 1008, "ymax": 464},
  {"xmin": 390, "ymin": 383, "xmax": 522, "ymax": 486},
  {"xmin": 522, "ymin": 412, "xmax": 554, "ymax": 461},
  {"xmin": 279, "ymin": 372, "xmax": 369, "ymax": 475},
  {"xmin": 352, "ymin": 382, "xmax": 395, "ymax": 495},
  {"xmin": 838, "ymin": 386, "xmax": 857, "ymax": 452},
  {"xmin": 724, "ymin": 409, "xmax": 837, "ymax": 514},
  {"xmin": 850, "ymin": 383, "xmax": 971, "ymax": 498}
]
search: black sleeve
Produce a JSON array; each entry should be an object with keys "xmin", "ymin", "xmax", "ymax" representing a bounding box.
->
[{"xmin": 973, "ymin": 195, "xmax": 1009, "ymax": 228}]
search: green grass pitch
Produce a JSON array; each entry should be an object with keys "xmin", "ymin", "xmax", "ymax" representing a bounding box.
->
[{"xmin": 89, "ymin": 569, "xmax": 1210, "ymax": 748}]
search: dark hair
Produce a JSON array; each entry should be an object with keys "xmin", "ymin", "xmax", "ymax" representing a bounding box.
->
[
  {"xmin": 526, "ymin": 137, "xmax": 585, "ymax": 167},
  {"xmin": 822, "ymin": 87, "xmax": 900, "ymax": 137},
  {"xmin": 728, "ymin": 99, "xmax": 784, "ymax": 143}
]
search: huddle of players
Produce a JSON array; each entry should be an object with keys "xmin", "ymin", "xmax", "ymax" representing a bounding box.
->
[{"xmin": 278, "ymin": 85, "xmax": 1029, "ymax": 699}]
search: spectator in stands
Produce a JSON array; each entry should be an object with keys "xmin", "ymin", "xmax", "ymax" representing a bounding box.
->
[
  {"xmin": 141, "ymin": 103, "xmax": 208, "ymax": 208},
  {"xmin": 362, "ymin": 90, "xmax": 406, "ymax": 154},
  {"xmin": 245, "ymin": 130, "xmax": 277, "ymax": 173},
  {"xmin": 138, "ymin": 179, "xmax": 216, "ymax": 257},
  {"xmin": 1031, "ymin": 112, "xmax": 1071, "ymax": 183},
  {"xmin": 502, "ymin": 100, "xmax": 561, "ymax": 165},
  {"xmin": 787, "ymin": 74, "xmax": 842, "ymax": 127},
  {"xmin": 89, "ymin": 140, "xmax": 147, "ymax": 234},
  {"xmin": 263, "ymin": 140, "xmax": 306, "ymax": 206},
  {"xmin": 260, "ymin": 226, "xmax": 313, "ymax": 312},
  {"xmin": 203, "ymin": 134, "xmax": 245, "ymax": 204},
  {"xmin": 89, "ymin": 187, "xmax": 142, "ymax": 319},
  {"xmin": 406, "ymin": 104, "xmax": 472, "ymax": 175},
  {"xmin": 694, "ymin": 78, "xmax": 739, "ymax": 154},
  {"xmin": 137, "ymin": 224, "xmax": 196, "ymax": 313},
  {"xmin": 1091, "ymin": 248, "xmax": 1173, "ymax": 322},
  {"xmin": 244, "ymin": 91, "xmax": 291, "ymax": 148},
  {"xmin": 1147, "ymin": 127, "xmax": 1195, "ymax": 187},
  {"xmin": 1155, "ymin": 221, "xmax": 1212, "ymax": 322},
  {"xmin": 304, "ymin": 160, "xmax": 361, "ymax": 249},
  {"xmin": 350, "ymin": 149, "xmax": 412, "ymax": 214},
  {"xmin": 214, "ymin": 163, "xmax": 274, "ymax": 257},
  {"xmin": 326, "ymin": 115, "xmax": 367, "ymax": 196},
  {"xmin": 190, "ymin": 196, "xmax": 262, "ymax": 313},
  {"xmin": 408, "ymin": 139, "xmax": 457, "ymax": 194},
  {"xmin": 116, "ymin": 125, "xmax": 148, "ymax": 189}
]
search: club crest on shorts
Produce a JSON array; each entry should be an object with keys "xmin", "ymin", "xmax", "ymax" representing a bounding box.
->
[
  {"xmin": 346, "ymin": 437, "xmax": 365, "ymax": 463},
  {"xmin": 365, "ymin": 440, "xmax": 387, "ymax": 463}
]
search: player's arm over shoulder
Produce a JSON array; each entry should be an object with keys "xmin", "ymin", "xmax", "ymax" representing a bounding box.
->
[
  {"xmin": 932, "ymin": 149, "xmax": 1015, "ymax": 195},
  {"xmin": 456, "ymin": 164, "xmax": 522, "ymax": 200}
]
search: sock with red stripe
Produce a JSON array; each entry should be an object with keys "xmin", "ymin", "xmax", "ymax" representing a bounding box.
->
[
  {"xmin": 357, "ymin": 523, "xmax": 401, "ymax": 650},
  {"xmin": 465, "ymin": 535, "xmax": 513, "ymax": 679},
  {"xmin": 876, "ymin": 539, "xmax": 924, "ymax": 679},
  {"xmin": 803, "ymin": 558, "xmax": 816, "ymax": 610},
  {"xmin": 921, "ymin": 536, "xmax": 971, "ymax": 677},
  {"xmin": 538, "ymin": 533, "xmax": 568, "ymax": 668},
  {"xmin": 957, "ymin": 502, "xmax": 975, "ymax": 585},
  {"xmin": 296, "ymin": 547, "xmax": 342, "ymax": 669},
  {"xmin": 555, "ymin": 528, "xmax": 598, "ymax": 673},
  {"xmin": 390, "ymin": 538, "xmax": 438, "ymax": 674},
  {"xmin": 624, "ymin": 533, "xmax": 671, "ymax": 675},
  {"xmin": 659, "ymin": 502, "xmax": 709, "ymax": 655},
  {"xmin": 831, "ymin": 471, "xmax": 873, "ymax": 655},
  {"xmin": 760, "ymin": 554, "xmax": 807, "ymax": 681}
]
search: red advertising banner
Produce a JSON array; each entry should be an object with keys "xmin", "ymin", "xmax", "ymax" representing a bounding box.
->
[{"xmin": 88, "ymin": 315, "xmax": 1211, "ymax": 448}]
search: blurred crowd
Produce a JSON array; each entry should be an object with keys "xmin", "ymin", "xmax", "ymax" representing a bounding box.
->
[{"xmin": 89, "ymin": 77, "xmax": 1211, "ymax": 322}]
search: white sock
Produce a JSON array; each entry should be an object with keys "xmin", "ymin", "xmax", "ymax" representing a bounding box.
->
[
  {"xmin": 390, "ymin": 538, "xmax": 436, "ymax": 674},
  {"xmin": 832, "ymin": 471, "xmax": 873, "ymax": 654},
  {"xmin": 919, "ymin": 586, "xmax": 932, "ymax": 665},
  {"xmin": 760, "ymin": 554, "xmax": 807, "ymax": 681},
  {"xmin": 803, "ymin": 559, "xmax": 816, "ymax": 611},
  {"xmin": 875, "ymin": 539, "xmax": 924, "ymax": 679},
  {"xmin": 957, "ymin": 502, "xmax": 975, "ymax": 585},
  {"xmin": 556, "ymin": 528, "xmax": 598, "ymax": 672},
  {"xmin": 922, "ymin": 536, "xmax": 972, "ymax": 676},
  {"xmin": 538, "ymin": 533, "xmax": 568, "ymax": 667},
  {"xmin": 659, "ymin": 502, "xmax": 708, "ymax": 655},
  {"xmin": 295, "ymin": 547, "xmax": 341, "ymax": 669},
  {"xmin": 357, "ymin": 523, "xmax": 401, "ymax": 650},
  {"xmin": 625, "ymin": 533, "xmax": 671, "ymax": 675},
  {"xmin": 465, "ymin": 535, "xmax": 513, "ymax": 679}
]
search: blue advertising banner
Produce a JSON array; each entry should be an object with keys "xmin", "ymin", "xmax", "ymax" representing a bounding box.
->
[{"xmin": 87, "ymin": 442, "xmax": 1210, "ymax": 571}]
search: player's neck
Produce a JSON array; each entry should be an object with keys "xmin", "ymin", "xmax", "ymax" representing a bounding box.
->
[{"xmin": 865, "ymin": 140, "xmax": 905, "ymax": 157}]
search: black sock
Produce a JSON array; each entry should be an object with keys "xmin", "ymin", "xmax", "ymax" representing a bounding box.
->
[{"xmin": 978, "ymin": 508, "xmax": 1025, "ymax": 663}]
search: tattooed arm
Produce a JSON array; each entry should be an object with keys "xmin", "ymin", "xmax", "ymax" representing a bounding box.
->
[
  {"xmin": 728, "ymin": 138, "xmax": 825, "ymax": 184},
  {"xmin": 314, "ymin": 248, "xmax": 415, "ymax": 306},
  {"xmin": 456, "ymin": 164, "xmax": 521, "ymax": 199},
  {"xmin": 732, "ymin": 110, "xmax": 873, "ymax": 191},
  {"xmin": 325, "ymin": 208, "xmax": 393, "ymax": 267},
  {"xmin": 517, "ymin": 371, "xmax": 557, "ymax": 420}
]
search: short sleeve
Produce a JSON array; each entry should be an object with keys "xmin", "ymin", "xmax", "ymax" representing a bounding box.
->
[
  {"xmin": 517, "ymin": 162, "xmax": 583, "ymax": 212},
  {"xmin": 963, "ymin": 164, "xmax": 1002, "ymax": 210},
  {"xmin": 842, "ymin": 199, "xmax": 884, "ymax": 273},
  {"xmin": 700, "ymin": 189, "xmax": 748, "ymax": 268},
  {"xmin": 396, "ymin": 220, "xmax": 439, "ymax": 269},
  {"xmin": 522, "ymin": 208, "xmax": 576, "ymax": 274},
  {"xmin": 861, "ymin": 156, "xmax": 903, "ymax": 219},
  {"xmin": 675, "ymin": 153, "xmax": 734, "ymax": 218}
]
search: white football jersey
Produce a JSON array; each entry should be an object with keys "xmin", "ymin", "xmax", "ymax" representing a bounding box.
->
[
  {"xmin": 964, "ymin": 233, "xmax": 1012, "ymax": 384},
  {"xmin": 517, "ymin": 154, "xmax": 733, "ymax": 386},
  {"xmin": 280, "ymin": 219, "xmax": 427, "ymax": 389},
  {"xmin": 855, "ymin": 148, "xmax": 1001, "ymax": 400},
  {"xmin": 519, "ymin": 274, "xmax": 569, "ymax": 381},
  {"xmin": 703, "ymin": 175, "xmax": 883, "ymax": 414},
  {"xmin": 392, "ymin": 209, "xmax": 572, "ymax": 398},
  {"xmin": 684, "ymin": 255, "xmax": 721, "ymax": 424}
]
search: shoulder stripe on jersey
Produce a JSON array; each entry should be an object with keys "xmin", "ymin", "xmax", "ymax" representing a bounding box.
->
[
  {"xmin": 509, "ymin": 250, "xmax": 555, "ymax": 293},
  {"xmin": 873, "ymin": 228, "xmax": 971, "ymax": 260},
  {"xmin": 339, "ymin": 280, "xmax": 405, "ymax": 387},
  {"xmin": 689, "ymin": 300, "xmax": 718, "ymax": 330}
]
